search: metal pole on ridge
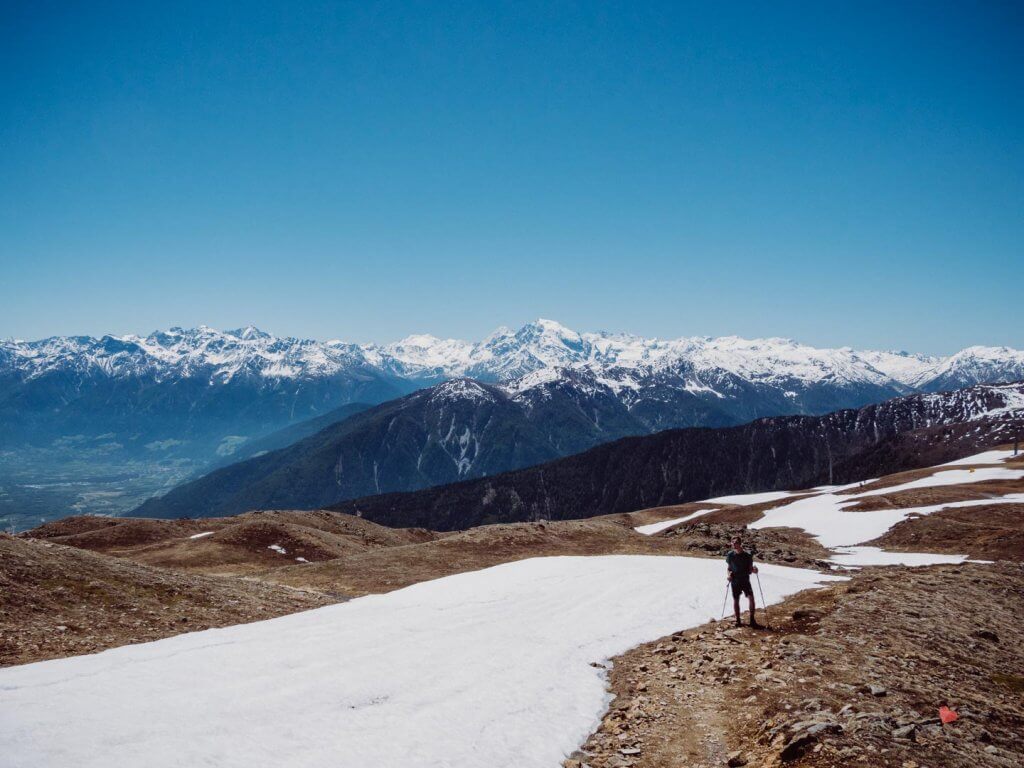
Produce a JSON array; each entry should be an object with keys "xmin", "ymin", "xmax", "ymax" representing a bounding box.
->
[
  {"xmin": 721, "ymin": 582, "xmax": 730, "ymax": 620},
  {"xmin": 755, "ymin": 571, "xmax": 771, "ymax": 629}
]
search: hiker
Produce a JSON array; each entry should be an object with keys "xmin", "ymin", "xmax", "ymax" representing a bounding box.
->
[{"xmin": 726, "ymin": 535, "xmax": 760, "ymax": 628}]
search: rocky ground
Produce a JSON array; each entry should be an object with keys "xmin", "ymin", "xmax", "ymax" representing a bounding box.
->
[
  {"xmin": 0, "ymin": 534, "xmax": 334, "ymax": 666},
  {"xmin": 569, "ymin": 562, "xmax": 1024, "ymax": 768}
]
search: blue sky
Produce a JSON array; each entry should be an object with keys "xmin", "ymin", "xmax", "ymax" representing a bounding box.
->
[{"xmin": 2, "ymin": 1, "xmax": 1021, "ymax": 353}]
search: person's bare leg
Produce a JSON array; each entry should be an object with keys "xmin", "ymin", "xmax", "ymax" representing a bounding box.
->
[
  {"xmin": 733, "ymin": 596, "xmax": 742, "ymax": 625},
  {"xmin": 748, "ymin": 593, "xmax": 758, "ymax": 626}
]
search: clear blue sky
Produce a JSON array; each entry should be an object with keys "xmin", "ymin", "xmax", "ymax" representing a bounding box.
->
[{"xmin": 2, "ymin": 1, "xmax": 1021, "ymax": 353}]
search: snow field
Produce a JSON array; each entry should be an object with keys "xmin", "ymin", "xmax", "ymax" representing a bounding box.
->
[
  {"xmin": 828, "ymin": 547, "xmax": 972, "ymax": 567},
  {"xmin": 634, "ymin": 508, "xmax": 718, "ymax": 536},
  {"xmin": 0, "ymin": 556, "xmax": 842, "ymax": 768},
  {"xmin": 703, "ymin": 490, "xmax": 798, "ymax": 506},
  {"xmin": 941, "ymin": 448, "xmax": 1018, "ymax": 466},
  {"xmin": 745, "ymin": 460, "xmax": 1024, "ymax": 566},
  {"xmin": 853, "ymin": 467, "xmax": 1024, "ymax": 498}
]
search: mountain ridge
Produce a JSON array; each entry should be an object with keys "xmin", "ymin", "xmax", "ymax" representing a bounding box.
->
[
  {"xmin": 6, "ymin": 320, "xmax": 1023, "ymax": 392},
  {"xmin": 136, "ymin": 381, "xmax": 1024, "ymax": 524},
  {"xmin": 325, "ymin": 382, "xmax": 1024, "ymax": 531},
  {"xmin": 5, "ymin": 321, "xmax": 1022, "ymax": 527}
]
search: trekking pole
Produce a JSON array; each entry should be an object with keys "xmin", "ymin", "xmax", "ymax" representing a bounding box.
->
[
  {"xmin": 755, "ymin": 571, "xmax": 771, "ymax": 629},
  {"xmin": 720, "ymin": 582, "xmax": 730, "ymax": 620}
]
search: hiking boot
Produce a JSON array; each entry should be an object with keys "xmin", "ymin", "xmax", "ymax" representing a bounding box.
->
[
  {"xmin": 749, "ymin": 618, "xmax": 762, "ymax": 629},
  {"xmin": 735, "ymin": 618, "xmax": 742, "ymax": 627}
]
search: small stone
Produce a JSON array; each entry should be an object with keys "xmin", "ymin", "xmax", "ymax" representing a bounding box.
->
[
  {"xmin": 726, "ymin": 750, "xmax": 748, "ymax": 766},
  {"xmin": 892, "ymin": 724, "xmax": 916, "ymax": 740},
  {"xmin": 779, "ymin": 735, "xmax": 815, "ymax": 762}
]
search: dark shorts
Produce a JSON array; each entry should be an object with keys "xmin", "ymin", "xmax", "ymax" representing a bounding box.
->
[{"xmin": 731, "ymin": 577, "xmax": 753, "ymax": 600}]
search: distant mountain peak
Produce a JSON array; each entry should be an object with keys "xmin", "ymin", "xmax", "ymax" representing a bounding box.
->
[
  {"xmin": 2, "ymin": 322, "xmax": 1021, "ymax": 398},
  {"xmin": 227, "ymin": 326, "xmax": 271, "ymax": 341},
  {"xmin": 428, "ymin": 378, "xmax": 500, "ymax": 404}
]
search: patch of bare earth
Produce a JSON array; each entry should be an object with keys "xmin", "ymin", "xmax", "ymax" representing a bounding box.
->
[
  {"xmin": 659, "ymin": 519, "xmax": 830, "ymax": 571},
  {"xmin": 866, "ymin": 504, "xmax": 1024, "ymax": 561},
  {"xmin": 0, "ymin": 534, "xmax": 334, "ymax": 667},
  {"xmin": 570, "ymin": 563, "xmax": 1024, "ymax": 768},
  {"xmin": 266, "ymin": 518, "xmax": 691, "ymax": 595}
]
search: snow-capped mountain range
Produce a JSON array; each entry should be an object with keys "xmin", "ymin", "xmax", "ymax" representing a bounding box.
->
[
  {"xmin": 4, "ymin": 320, "xmax": 1023, "ymax": 460},
  {"xmin": 2, "ymin": 320, "xmax": 1022, "ymax": 525},
  {"xmin": 4, "ymin": 319, "xmax": 1022, "ymax": 392}
]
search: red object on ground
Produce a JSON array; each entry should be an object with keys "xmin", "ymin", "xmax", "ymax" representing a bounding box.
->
[{"xmin": 939, "ymin": 706, "xmax": 959, "ymax": 724}]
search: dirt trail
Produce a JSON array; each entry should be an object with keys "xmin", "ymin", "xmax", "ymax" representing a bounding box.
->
[{"xmin": 571, "ymin": 562, "xmax": 1024, "ymax": 768}]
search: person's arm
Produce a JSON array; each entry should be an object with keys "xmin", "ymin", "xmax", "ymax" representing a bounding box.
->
[{"xmin": 726, "ymin": 551, "xmax": 733, "ymax": 580}]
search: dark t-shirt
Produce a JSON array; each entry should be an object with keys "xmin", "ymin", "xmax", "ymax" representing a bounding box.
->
[{"xmin": 726, "ymin": 549, "xmax": 753, "ymax": 579}]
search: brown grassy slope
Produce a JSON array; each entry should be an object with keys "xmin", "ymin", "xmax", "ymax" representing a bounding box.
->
[
  {"xmin": 21, "ymin": 510, "xmax": 440, "ymax": 577},
  {"xmin": 868, "ymin": 504, "xmax": 1024, "ymax": 561},
  {"xmin": 265, "ymin": 517, "xmax": 685, "ymax": 595},
  {"xmin": 0, "ymin": 534, "xmax": 334, "ymax": 667}
]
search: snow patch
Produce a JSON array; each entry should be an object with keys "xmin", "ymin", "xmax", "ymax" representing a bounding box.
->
[
  {"xmin": 0, "ymin": 556, "xmax": 842, "ymax": 768},
  {"xmin": 854, "ymin": 467, "xmax": 1024, "ymax": 498},
  {"xmin": 828, "ymin": 547, "xmax": 971, "ymax": 567},
  {"xmin": 704, "ymin": 490, "xmax": 798, "ymax": 506},
  {"xmin": 634, "ymin": 508, "xmax": 718, "ymax": 535},
  {"xmin": 750, "ymin": 490, "xmax": 1024, "ymax": 549},
  {"xmin": 941, "ymin": 449, "xmax": 1018, "ymax": 466}
]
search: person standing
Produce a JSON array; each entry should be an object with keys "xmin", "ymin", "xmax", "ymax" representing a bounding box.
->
[{"xmin": 726, "ymin": 535, "xmax": 760, "ymax": 628}]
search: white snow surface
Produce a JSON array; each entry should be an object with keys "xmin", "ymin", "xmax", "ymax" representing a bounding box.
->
[
  {"xmin": 750, "ymin": 486, "xmax": 1024, "ymax": 550},
  {"xmin": 856, "ymin": 349, "xmax": 940, "ymax": 386},
  {"xmin": 853, "ymin": 467, "xmax": 1024, "ymax": 498},
  {"xmin": 634, "ymin": 508, "xmax": 718, "ymax": 535},
  {"xmin": 941, "ymin": 449, "xmax": 1018, "ymax": 466},
  {"xmin": 0, "ymin": 556, "xmax": 842, "ymax": 768},
  {"xmin": 704, "ymin": 490, "xmax": 798, "ymax": 506},
  {"xmin": 828, "ymin": 547, "xmax": 971, "ymax": 567}
]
